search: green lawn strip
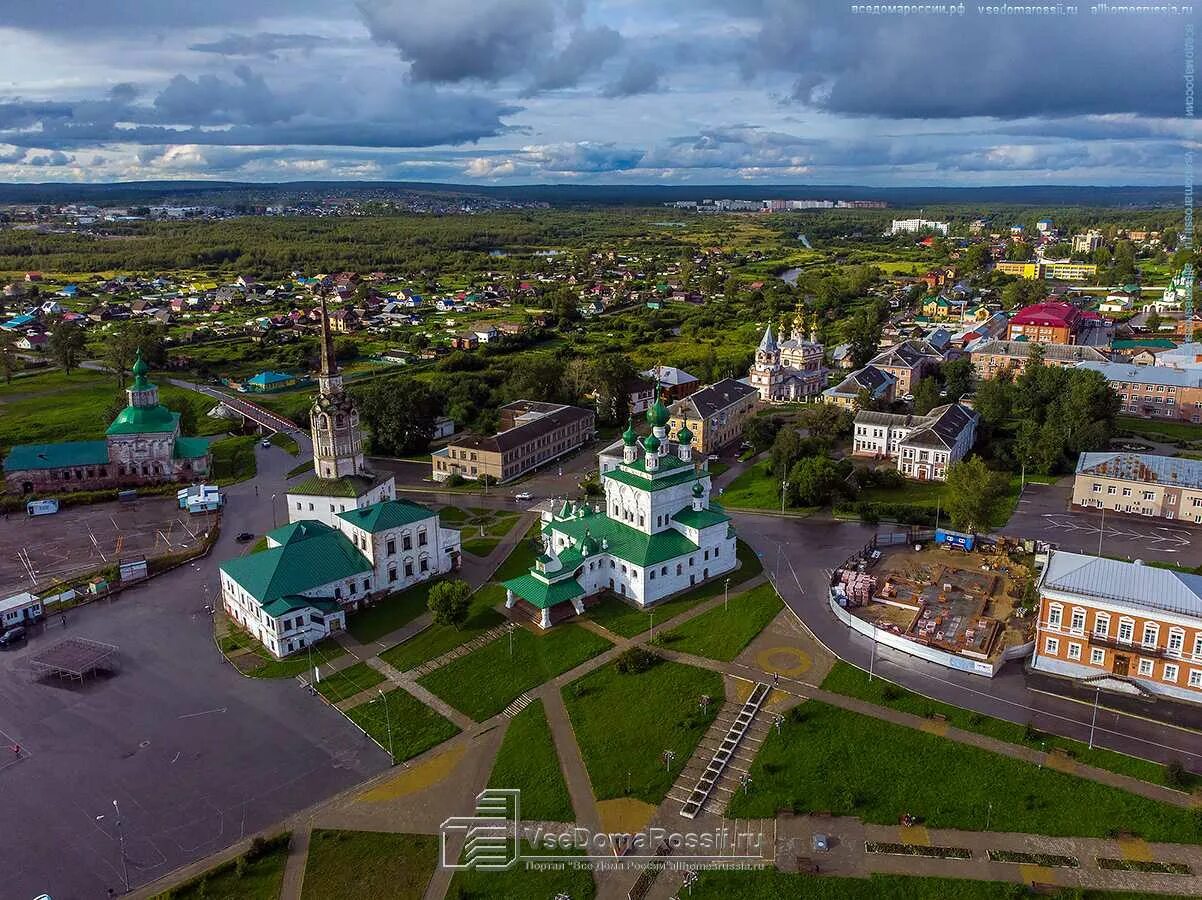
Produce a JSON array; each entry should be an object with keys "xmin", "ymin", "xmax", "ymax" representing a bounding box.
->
[
  {"xmin": 587, "ymin": 540, "xmax": 764, "ymax": 638},
  {"xmin": 300, "ymin": 830, "xmax": 436, "ymax": 900},
  {"xmin": 314, "ymin": 661, "xmax": 386, "ymax": 703},
  {"xmin": 820, "ymin": 661, "xmax": 1192, "ymax": 790},
  {"xmin": 152, "ymin": 833, "xmax": 291, "ymax": 900},
  {"xmin": 563, "ymin": 657, "xmax": 723, "ymax": 804},
  {"xmin": 720, "ymin": 462, "xmax": 781, "ymax": 509},
  {"xmin": 686, "ymin": 870, "xmax": 1168, "ymax": 900},
  {"xmin": 435, "ymin": 505, "xmax": 471, "ymax": 525},
  {"xmin": 268, "ymin": 431, "xmax": 300, "ymax": 455},
  {"xmin": 725, "ymin": 701, "xmax": 1202, "ymax": 843},
  {"xmin": 420, "ymin": 624, "xmax": 611, "ymax": 721},
  {"xmin": 211, "ymin": 434, "xmax": 258, "ymax": 485},
  {"xmin": 461, "ymin": 535, "xmax": 503, "ymax": 557},
  {"xmin": 448, "ymin": 840, "xmax": 594, "ymax": 900},
  {"xmin": 219, "ymin": 623, "xmax": 346, "ymax": 678},
  {"xmin": 379, "ymin": 524, "xmax": 542, "ymax": 670},
  {"xmin": 286, "ymin": 459, "xmax": 314, "ymax": 478},
  {"xmin": 344, "ymin": 687, "xmax": 460, "ymax": 761},
  {"xmin": 346, "ymin": 580, "xmax": 436, "ymax": 643},
  {"xmin": 659, "ymin": 582, "xmax": 782, "ymax": 661},
  {"xmin": 486, "ymin": 699, "xmax": 575, "ymax": 822},
  {"xmin": 707, "ymin": 460, "xmax": 730, "ymax": 478},
  {"xmin": 1116, "ymin": 415, "xmax": 1202, "ymax": 443}
]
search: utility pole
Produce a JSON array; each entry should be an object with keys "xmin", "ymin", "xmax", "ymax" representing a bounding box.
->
[
  {"xmin": 379, "ymin": 688, "xmax": 395, "ymax": 763},
  {"xmin": 780, "ymin": 480, "xmax": 789, "ymax": 515},
  {"xmin": 271, "ymin": 493, "xmax": 277, "ymax": 529},
  {"xmin": 724, "ymin": 577, "xmax": 730, "ymax": 612},
  {"xmin": 869, "ymin": 621, "xmax": 877, "ymax": 682},
  {"xmin": 1088, "ymin": 686, "xmax": 1101, "ymax": 749},
  {"xmin": 113, "ymin": 800, "xmax": 130, "ymax": 893}
]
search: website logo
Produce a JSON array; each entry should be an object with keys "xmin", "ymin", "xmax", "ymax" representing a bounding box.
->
[{"xmin": 440, "ymin": 788, "xmax": 521, "ymax": 870}]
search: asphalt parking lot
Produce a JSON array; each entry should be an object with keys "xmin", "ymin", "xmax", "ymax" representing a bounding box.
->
[
  {"xmin": 1005, "ymin": 481, "xmax": 1202, "ymax": 566},
  {"xmin": 0, "ymin": 445, "xmax": 389, "ymax": 900}
]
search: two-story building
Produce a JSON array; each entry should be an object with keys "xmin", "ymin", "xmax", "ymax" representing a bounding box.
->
[
  {"xmin": 432, "ymin": 401, "xmax": 595, "ymax": 483},
  {"xmin": 1072, "ymin": 451, "xmax": 1202, "ymax": 522},
  {"xmin": 667, "ymin": 378, "xmax": 759, "ymax": 454},
  {"xmin": 1075, "ymin": 361, "xmax": 1202, "ymax": 423},
  {"xmin": 1007, "ymin": 301, "xmax": 1082, "ymax": 344},
  {"xmin": 852, "ymin": 403, "xmax": 979, "ymax": 481},
  {"xmin": 1032, "ymin": 550, "xmax": 1202, "ymax": 704},
  {"xmin": 822, "ymin": 365, "xmax": 897, "ymax": 410},
  {"xmin": 867, "ymin": 341, "xmax": 943, "ymax": 396},
  {"xmin": 970, "ymin": 339, "xmax": 1109, "ymax": 380}
]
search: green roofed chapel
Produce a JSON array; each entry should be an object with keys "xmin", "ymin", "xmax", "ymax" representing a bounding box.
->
[
  {"xmin": 220, "ymin": 497, "xmax": 462, "ymax": 658},
  {"xmin": 3, "ymin": 350, "xmax": 212, "ymax": 495},
  {"xmin": 503, "ymin": 398, "xmax": 738, "ymax": 628}
]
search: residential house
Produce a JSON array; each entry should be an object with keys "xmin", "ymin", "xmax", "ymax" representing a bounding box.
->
[
  {"xmin": 667, "ymin": 378, "xmax": 760, "ymax": 454},
  {"xmin": 822, "ymin": 366, "xmax": 897, "ymax": 409},
  {"xmin": 642, "ymin": 365, "xmax": 701, "ymax": 402},
  {"xmin": 867, "ymin": 341, "xmax": 942, "ymax": 395},
  {"xmin": 852, "ymin": 403, "xmax": 979, "ymax": 481},
  {"xmin": 970, "ymin": 340, "xmax": 1109, "ymax": 380}
]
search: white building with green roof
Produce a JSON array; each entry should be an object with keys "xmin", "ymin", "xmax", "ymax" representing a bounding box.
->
[
  {"xmin": 220, "ymin": 497, "xmax": 461, "ymax": 657},
  {"xmin": 504, "ymin": 399, "xmax": 737, "ymax": 628},
  {"xmin": 3, "ymin": 350, "xmax": 212, "ymax": 495}
]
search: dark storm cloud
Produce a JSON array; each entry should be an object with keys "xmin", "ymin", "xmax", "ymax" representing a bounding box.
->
[
  {"xmin": 0, "ymin": 70, "xmax": 517, "ymax": 150},
  {"xmin": 357, "ymin": 0, "xmax": 559, "ymax": 83},
  {"xmin": 188, "ymin": 33, "xmax": 325, "ymax": 58},
  {"xmin": 741, "ymin": 3, "xmax": 1190, "ymax": 119},
  {"xmin": 525, "ymin": 25, "xmax": 623, "ymax": 94},
  {"xmin": 602, "ymin": 58, "xmax": 663, "ymax": 98}
]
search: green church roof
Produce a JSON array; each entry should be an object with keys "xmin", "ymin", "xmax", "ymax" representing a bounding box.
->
[
  {"xmin": 288, "ymin": 473, "xmax": 387, "ymax": 498},
  {"xmin": 106, "ymin": 406, "xmax": 178, "ymax": 436},
  {"xmin": 502, "ymin": 573, "xmax": 585, "ymax": 610},
  {"xmin": 219, "ymin": 519, "xmax": 370, "ymax": 605},
  {"xmin": 549, "ymin": 508, "xmax": 698, "ymax": 567},
  {"xmin": 338, "ymin": 498, "xmax": 435, "ymax": 533},
  {"xmin": 173, "ymin": 436, "xmax": 211, "ymax": 460},
  {"xmin": 4, "ymin": 440, "xmax": 109, "ymax": 471}
]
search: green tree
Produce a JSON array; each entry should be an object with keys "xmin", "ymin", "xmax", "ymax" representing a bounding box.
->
[
  {"xmin": 1145, "ymin": 311, "xmax": 1163, "ymax": 334},
  {"xmin": 770, "ymin": 427, "xmax": 806, "ymax": 480},
  {"xmin": 941, "ymin": 357, "xmax": 975, "ymax": 401},
  {"xmin": 963, "ymin": 243, "xmax": 992, "ymax": 272},
  {"xmin": 800, "ymin": 403, "xmax": 852, "ymax": 442},
  {"xmin": 843, "ymin": 308, "xmax": 883, "ymax": 369},
  {"xmin": 0, "ymin": 331, "xmax": 20, "ymax": 384},
  {"xmin": 911, "ymin": 376, "xmax": 941, "ymax": 414},
  {"xmin": 944, "ymin": 457, "xmax": 1009, "ymax": 533},
  {"xmin": 103, "ymin": 322, "xmax": 166, "ymax": 388},
  {"xmin": 787, "ymin": 455, "xmax": 842, "ymax": 507},
  {"xmin": 48, "ymin": 320, "xmax": 86, "ymax": 374},
  {"xmin": 358, "ymin": 378, "xmax": 444, "ymax": 455},
  {"xmin": 743, "ymin": 415, "xmax": 780, "ymax": 453},
  {"xmin": 427, "ymin": 579, "xmax": 471, "ymax": 629}
]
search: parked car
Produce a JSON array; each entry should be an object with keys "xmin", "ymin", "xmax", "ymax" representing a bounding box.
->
[
  {"xmin": 900, "ymin": 393, "xmax": 915, "ymax": 403},
  {"xmin": 0, "ymin": 626, "xmax": 27, "ymax": 648},
  {"xmin": 235, "ymin": 532, "xmax": 255, "ymax": 543},
  {"xmin": 707, "ymin": 454, "xmax": 719, "ymax": 461},
  {"xmin": 513, "ymin": 491, "xmax": 534, "ymax": 502},
  {"xmin": 261, "ymin": 438, "xmax": 272, "ymax": 448}
]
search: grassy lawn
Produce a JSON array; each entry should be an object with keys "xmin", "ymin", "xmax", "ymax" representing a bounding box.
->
[
  {"xmin": 287, "ymin": 459, "xmax": 314, "ymax": 478},
  {"xmin": 563, "ymin": 656, "xmax": 723, "ymax": 804},
  {"xmin": 218, "ymin": 623, "xmax": 346, "ymax": 678},
  {"xmin": 344, "ymin": 687, "xmax": 460, "ymax": 762},
  {"xmin": 211, "ymin": 434, "xmax": 258, "ymax": 484},
  {"xmin": 153, "ymin": 833, "xmax": 291, "ymax": 900},
  {"xmin": 268, "ymin": 431, "xmax": 300, "ymax": 455},
  {"xmin": 707, "ymin": 460, "xmax": 731, "ymax": 478},
  {"xmin": 461, "ymin": 535, "xmax": 503, "ymax": 557},
  {"xmin": 720, "ymin": 462, "xmax": 781, "ymax": 509},
  {"xmin": 1117, "ymin": 415, "xmax": 1202, "ymax": 443},
  {"xmin": 821, "ymin": 661, "xmax": 1195, "ymax": 791},
  {"xmin": 687, "ymin": 870, "xmax": 1148, "ymax": 900},
  {"xmin": 346, "ymin": 580, "xmax": 436, "ymax": 643},
  {"xmin": 487, "ymin": 699, "xmax": 575, "ymax": 822},
  {"xmin": 855, "ymin": 472, "xmax": 1049, "ymax": 527},
  {"xmin": 301, "ymin": 830, "xmax": 436, "ymax": 900},
  {"xmin": 419, "ymin": 624, "xmax": 611, "ymax": 721},
  {"xmin": 659, "ymin": 582, "xmax": 782, "ymax": 661},
  {"xmin": 448, "ymin": 840, "xmax": 594, "ymax": 900},
  {"xmin": 314, "ymin": 661, "xmax": 386, "ymax": 703},
  {"xmin": 587, "ymin": 539, "xmax": 764, "ymax": 638},
  {"xmin": 458, "ymin": 510, "xmax": 522, "ymax": 557},
  {"xmin": 379, "ymin": 526, "xmax": 539, "ymax": 672},
  {"xmin": 725, "ymin": 701, "xmax": 1202, "ymax": 843}
]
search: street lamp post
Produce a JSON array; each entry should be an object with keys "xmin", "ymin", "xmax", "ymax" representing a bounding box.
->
[
  {"xmin": 270, "ymin": 493, "xmax": 277, "ymax": 529},
  {"xmin": 868, "ymin": 620, "xmax": 877, "ymax": 682},
  {"xmin": 663, "ymin": 749, "xmax": 675, "ymax": 772},
  {"xmin": 1088, "ymin": 686, "xmax": 1101, "ymax": 749},
  {"xmin": 724, "ymin": 577, "xmax": 730, "ymax": 612},
  {"xmin": 780, "ymin": 480, "xmax": 789, "ymax": 515},
  {"xmin": 379, "ymin": 688, "xmax": 395, "ymax": 763},
  {"xmin": 107, "ymin": 800, "xmax": 130, "ymax": 893}
]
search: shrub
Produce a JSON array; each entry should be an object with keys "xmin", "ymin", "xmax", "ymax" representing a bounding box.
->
[
  {"xmin": 446, "ymin": 473, "xmax": 466, "ymax": 487},
  {"xmin": 428, "ymin": 579, "xmax": 472, "ymax": 628},
  {"xmin": 881, "ymin": 684, "xmax": 903, "ymax": 702},
  {"xmin": 615, "ymin": 647, "xmax": 659, "ymax": 674},
  {"xmin": 1165, "ymin": 760, "xmax": 1191, "ymax": 791}
]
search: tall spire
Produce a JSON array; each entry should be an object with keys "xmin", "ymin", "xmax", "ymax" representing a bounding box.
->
[{"xmin": 319, "ymin": 291, "xmax": 338, "ymax": 379}]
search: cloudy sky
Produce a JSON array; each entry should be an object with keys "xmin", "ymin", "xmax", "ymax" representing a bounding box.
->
[{"xmin": 0, "ymin": 0, "xmax": 1197, "ymax": 185}]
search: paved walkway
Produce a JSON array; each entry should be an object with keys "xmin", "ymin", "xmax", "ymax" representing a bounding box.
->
[
  {"xmin": 278, "ymin": 824, "xmax": 313, "ymax": 900},
  {"xmin": 364, "ymin": 656, "xmax": 476, "ymax": 732}
]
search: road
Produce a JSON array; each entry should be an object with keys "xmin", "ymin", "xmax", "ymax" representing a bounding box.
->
[
  {"xmin": 0, "ymin": 440, "xmax": 387, "ymax": 899},
  {"xmin": 732, "ymin": 512, "xmax": 1202, "ymax": 774},
  {"xmin": 1006, "ymin": 481, "xmax": 1202, "ymax": 566}
]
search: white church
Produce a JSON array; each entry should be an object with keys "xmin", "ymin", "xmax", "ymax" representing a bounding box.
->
[
  {"xmin": 503, "ymin": 398, "xmax": 738, "ymax": 628},
  {"xmin": 219, "ymin": 296, "xmax": 460, "ymax": 658}
]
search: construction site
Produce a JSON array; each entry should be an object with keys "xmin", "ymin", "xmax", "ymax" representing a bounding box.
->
[
  {"xmin": 832, "ymin": 539, "xmax": 1036, "ymax": 672},
  {"xmin": 0, "ymin": 495, "xmax": 217, "ymax": 598}
]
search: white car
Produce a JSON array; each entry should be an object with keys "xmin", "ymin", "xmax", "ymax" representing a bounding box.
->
[
  {"xmin": 514, "ymin": 491, "xmax": 534, "ymax": 502},
  {"xmin": 261, "ymin": 438, "xmax": 272, "ymax": 448},
  {"xmin": 707, "ymin": 454, "xmax": 719, "ymax": 461}
]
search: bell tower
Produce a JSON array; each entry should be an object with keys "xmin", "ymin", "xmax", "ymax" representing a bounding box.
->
[{"xmin": 310, "ymin": 293, "xmax": 365, "ymax": 479}]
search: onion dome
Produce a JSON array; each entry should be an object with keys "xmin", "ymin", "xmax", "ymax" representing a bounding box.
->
[
  {"xmin": 677, "ymin": 423, "xmax": 693, "ymax": 445},
  {"xmin": 645, "ymin": 396, "xmax": 670, "ymax": 428},
  {"xmin": 131, "ymin": 350, "xmax": 149, "ymax": 378},
  {"xmin": 622, "ymin": 417, "xmax": 638, "ymax": 446},
  {"xmin": 643, "ymin": 434, "xmax": 661, "ymax": 454},
  {"xmin": 581, "ymin": 529, "xmax": 599, "ymax": 556},
  {"xmin": 692, "ymin": 481, "xmax": 704, "ymax": 498}
]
